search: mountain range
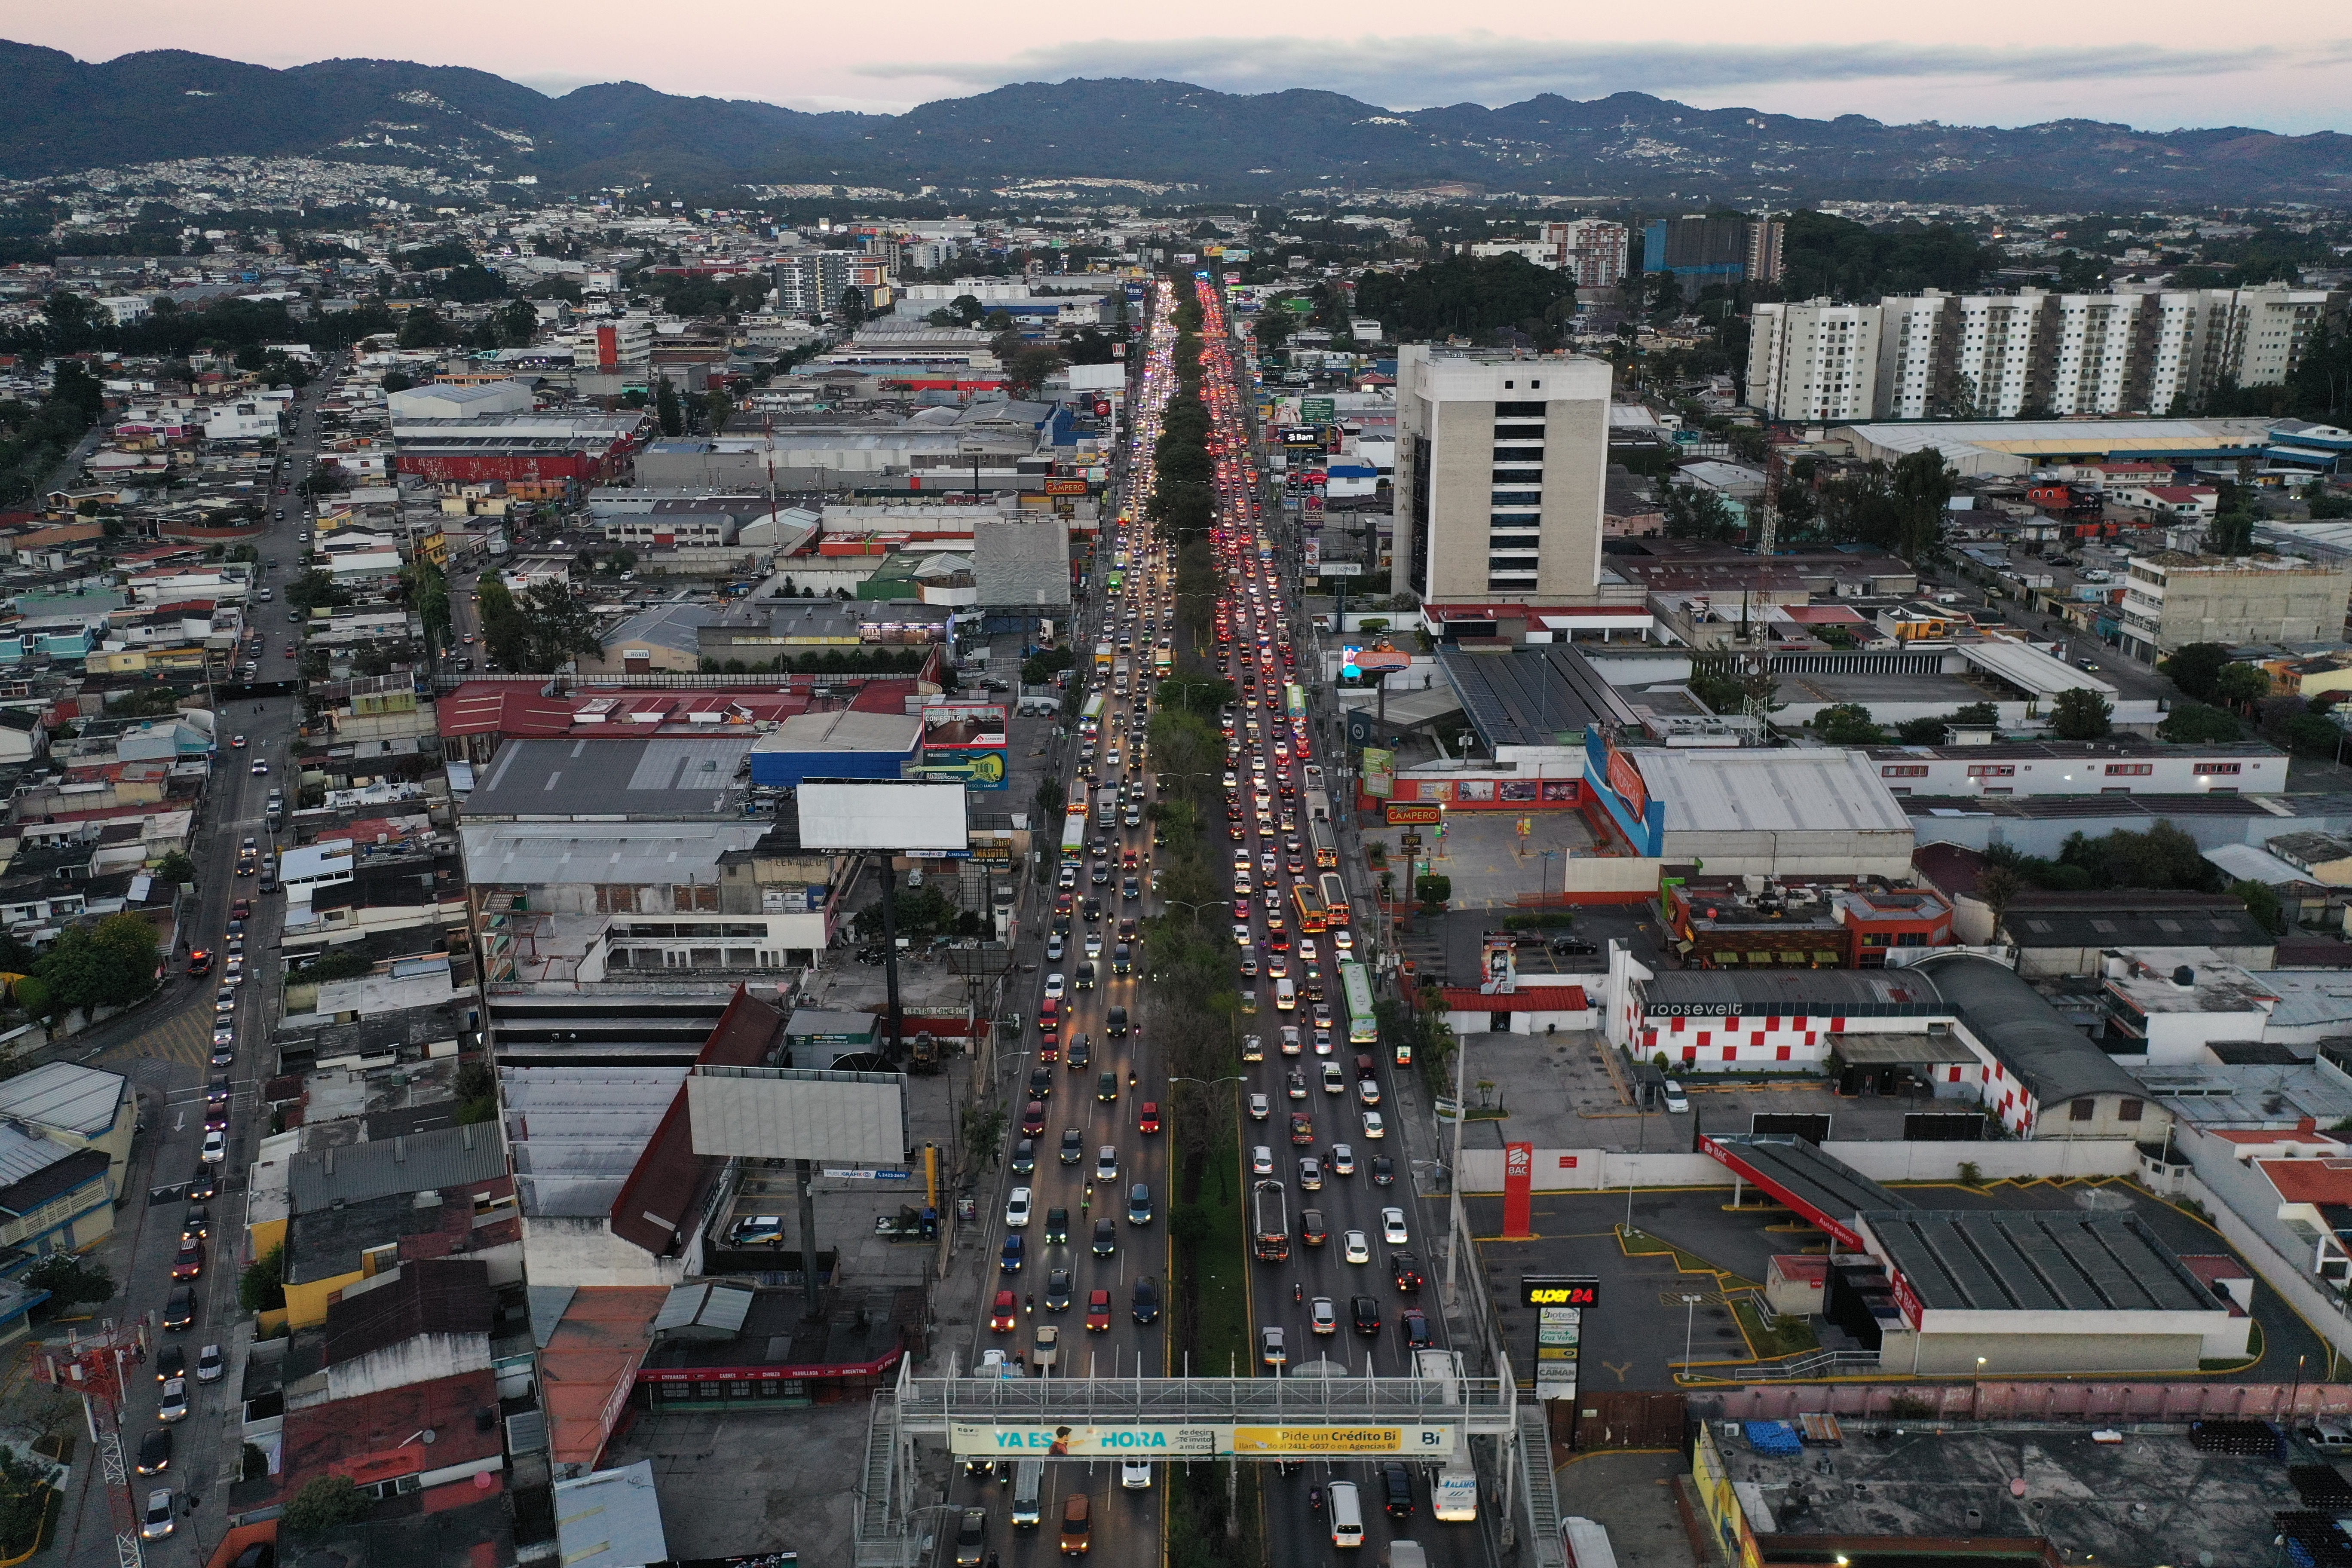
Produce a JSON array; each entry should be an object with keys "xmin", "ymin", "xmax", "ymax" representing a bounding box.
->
[{"xmin": 4, "ymin": 39, "xmax": 2351, "ymax": 206}]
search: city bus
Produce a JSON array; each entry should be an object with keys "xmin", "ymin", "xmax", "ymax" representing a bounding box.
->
[
  {"xmin": 1309, "ymin": 818, "xmax": 1339, "ymax": 870},
  {"xmin": 1339, "ymin": 962, "xmax": 1380, "ymax": 1050},
  {"xmin": 1094, "ymin": 786, "xmax": 1118, "ymax": 829},
  {"xmin": 1290, "ymin": 881, "xmax": 1329, "ymax": 936},
  {"xmin": 1060, "ymin": 815, "xmax": 1086, "ymax": 859},
  {"xmin": 1317, "ymin": 872, "xmax": 1350, "ymax": 927},
  {"xmin": 1079, "ymin": 693, "xmax": 1104, "ymax": 736}
]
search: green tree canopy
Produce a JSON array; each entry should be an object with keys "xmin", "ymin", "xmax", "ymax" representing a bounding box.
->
[
  {"xmin": 2159, "ymin": 642, "xmax": 2231, "ymax": 703},
  {"xmin": 2158, "ymin": 701, "xmax": 2244, "ymax": 744},
  {"xmin": 2050, "ymin": 687, "xmax": 2114, "ymax": 740},
  {"xmin": 1812, "ymin": 703, "xmax": 1884, "ymax": 744}
]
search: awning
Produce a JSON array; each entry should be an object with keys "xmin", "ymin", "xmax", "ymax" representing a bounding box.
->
[{"xmin": 1831, "ymin": 1033, "xmax": 1976, "ymax": 1066}]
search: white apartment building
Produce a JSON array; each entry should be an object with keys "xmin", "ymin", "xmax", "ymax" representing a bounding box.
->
[
  {"xmin": 1467, "ymin": 220, "xmax": 1630, "ymax": 288},
  {"xmin": 1748, "ymin": 285, "xmax": 2345, "ymax": 422},
  {"xmin": 1746, "ymin": 301, "xmax": 1882, "ymax": 423},
  {"xmin": 1393, "ymin": 346, "xmax": 1611, "ymax": 605}
]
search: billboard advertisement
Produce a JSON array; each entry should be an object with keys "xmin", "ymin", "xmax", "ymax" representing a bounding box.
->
[
  {"xmin": 1361, "ymin": 747, "xmax": 1395, "ymax": 799},
  {"xmin": 916, "ymin": 703, "xmax": 1010, "ymax": 790},
  {"xmin": 687, "ymin": 1066, "xmax": 906, "ymax": 1162},
  {"xmin": 1280, "ymin": 427, "xmax": 1324, "ymax": 450},
  {"xmin": 798, "ymin": 780, "xmax": 968, "ymax": 850},
  {"xmin": 1384, "ymin": 802, "xmax": 1441, "ymax": 826},
  {"xmin": 950, "ymin": 1424, "xmax": 1458, "ymax": 1459},
  {"xmin": 1301, "ymin": 397, "xmax": 1336, "ymax": 424}
]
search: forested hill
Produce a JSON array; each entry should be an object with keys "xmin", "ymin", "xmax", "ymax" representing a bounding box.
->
[{"xmin": 3, "ymin": 40, "xmax": 2349, "ymax": 205}]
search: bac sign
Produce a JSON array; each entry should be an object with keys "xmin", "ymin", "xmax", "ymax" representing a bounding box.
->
[{"xmin": 1521, "ymin": 1274, "xmax": 1601, "ymax": 1309}]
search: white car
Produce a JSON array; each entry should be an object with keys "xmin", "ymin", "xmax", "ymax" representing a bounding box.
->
[
  {"xmin": 200, "ymin": 1128, "xmax": 226, "ymax": 1164},
  {"xmin": 1250, "ymin": 1145, "xmax": 1275, "ymax": 1176},
  {"xmin": 1343, "ymin": 1229, "xmax": 1371, "ymax": 1264},
  {"xmin": 1332, "ymin": 929, "xmax": 1354, "ymax": 956},
  {"xmin": 1662, "ymin": 1078, "xmax": 1690, "ymax": 1113},
  {"xmin": 1362, "ymin": 1111, "xmax": 1387, "ymax": 1139},
  {"xmin": 1095, "ymin": 1148, "xmax": 1118, "ymax": 1183},
  {"xmin": 1121, "ymin": 1460, "xmax": 1152, "ymax": 1490},
  {"xmin": 158, "ymin": 1377, "xmax": 189, "ymax": 1422},
  {"xmin": 1381, "ymin": 1207, "xmax": 1409, "ymax": 1245},
  {"xmin": 1043, "ymin": 973, "xmax": 1066, "ymax": 1000},
  {"xmin": 141, "ymin": 1489, "xmax": 175, "ymax": 1541},
  {"xmin": 1233, "ymin": 924, "xmax": 1253, "ymax": 947},
  {"xmin": 1309, "ymin": 1296, "xmax": 1338, "ymax": 1335},
  {"xmin": 1247, "ymin": 1092, "xmax": 1271, "ymax": 1121},
  {"xmin": 1005, "ymin": 1187, "xmax": 1033, "ymax": 1228}
]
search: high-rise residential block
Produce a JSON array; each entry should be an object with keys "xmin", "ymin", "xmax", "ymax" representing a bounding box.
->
[{"xmin": 1393, "ymin": 347, "xmax": 1611, "ymax": 606}]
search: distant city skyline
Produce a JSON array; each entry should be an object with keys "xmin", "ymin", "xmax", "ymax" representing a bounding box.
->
[{"xmin": 12, "ymin": 9, "xmax": 2352, "ymax": 135}]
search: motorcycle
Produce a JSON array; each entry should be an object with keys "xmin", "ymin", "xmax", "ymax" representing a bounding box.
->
[{"xmin": 1309, "ymin": 1487, "xmax": 1323, "ymax": 1513}]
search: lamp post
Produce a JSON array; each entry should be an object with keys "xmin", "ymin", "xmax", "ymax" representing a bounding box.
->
[{"xmin": 1680, "ymin": 1293, "xmax": 1704, "ymax": 1373}]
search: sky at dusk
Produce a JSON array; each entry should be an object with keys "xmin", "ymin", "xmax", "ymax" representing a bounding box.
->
[{"xmin": 12, "ymin": 4, "xmax": 2352, "ymax": 134}]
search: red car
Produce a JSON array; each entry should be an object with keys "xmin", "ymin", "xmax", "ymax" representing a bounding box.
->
[
  {"xmin": 1085, "ymin": 1289, "xmax": 1113, "ymax": 1332},
  {"xmin": 990, "ymin": 1290, "xmax": 1018, "ymax": 1332},
  {"xmin": 1137, "ymin": 1102, "xmax": 1161, "ymax": 1135},
  {"xmin": 170, "ymin": 1240, "xmax": 204, "ymax": 1281},
  {"xmin": 1020, "ymin": 1100, "xmax": 1046, "ymax": 1138}
]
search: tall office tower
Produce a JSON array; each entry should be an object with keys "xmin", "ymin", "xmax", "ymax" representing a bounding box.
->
[{"xmin": 1393, "ymin": 347, "xmax": 1611, "ymax": 606}]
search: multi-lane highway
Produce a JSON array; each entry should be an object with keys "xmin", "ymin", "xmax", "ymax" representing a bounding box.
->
[{"xmin": 955, "ymin": 277, "xmax": 1488, "ymax": 1568}]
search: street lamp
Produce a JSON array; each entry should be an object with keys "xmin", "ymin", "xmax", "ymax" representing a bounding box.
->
[
  {"xmin": 1680, "ymin": 1294, "xmax": 1704, "ymax": 1371},
  {"xmin": 1161, "ymin": 898, "xmax": 1222, "ymax": 930}
]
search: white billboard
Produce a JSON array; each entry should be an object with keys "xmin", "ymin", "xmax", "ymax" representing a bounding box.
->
[
  {"xmin": 688, "ymin": 1066, "xmax": 905, "ymax": 1162},
  {"xmin": 797, "ymin": 780, "xmax": 968, "ymax": 851}
]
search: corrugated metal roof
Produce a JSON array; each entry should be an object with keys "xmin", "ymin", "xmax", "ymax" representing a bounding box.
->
[
  {"xmin": 0, "ymin": 1061, "xmax": 128, "ymax": 1138},
  {"xmin": 554, "ymin": 1461, "xmax": 671, "ymax": 1568},
  {"xmin": 1644, "ymin": 747, "xmax": 1913, "ymax": 835},
  {"xmin": 651, "ymin": 1281, "xmax": 754, "ymax": 1338},
  {"xmin": 287, "ymin": 1122, "xmax": 508, "ymax": 1216}
]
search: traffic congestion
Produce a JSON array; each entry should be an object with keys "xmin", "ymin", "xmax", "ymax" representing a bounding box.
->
[{"xmin": 960, "ymin": 275, "xmax": 1479, "ymax": 1568}]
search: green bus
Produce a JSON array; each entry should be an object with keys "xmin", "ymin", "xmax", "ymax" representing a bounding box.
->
[{"xmin": 1339, "ymin": 962, "xmax": 1381, "ymax": 1054}]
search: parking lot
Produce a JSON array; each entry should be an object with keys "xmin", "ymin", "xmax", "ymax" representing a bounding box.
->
[{"xmin": 1467, "ymin": 1179, "xmax": 2328, "ymax": 1392}]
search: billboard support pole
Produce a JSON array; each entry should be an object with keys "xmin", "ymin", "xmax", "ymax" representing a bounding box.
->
[
  {"xmin": 881, "ymin": 861, "xmax": 905, "ymax": 1066},
  {"xmin": 796, "ymin": 1158, "xmax": 823, "ymax": 1320}
]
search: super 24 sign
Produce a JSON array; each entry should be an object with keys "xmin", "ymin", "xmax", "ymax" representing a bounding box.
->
[{"xmin": 1521, "ymin": 1275, "xmax": 1601, "ymax": 1309}]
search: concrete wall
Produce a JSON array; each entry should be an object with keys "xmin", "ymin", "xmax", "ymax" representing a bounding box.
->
[
  {"xmin": 1889, "ymin": 1327, "xmax": 2209, "ymax": 1375},
  {"xmin": 519, "ymin": 1214, "xmax": 689, "ymax": 1289},
  {"xmin": 1564, "ymin": 854, "xmax": 1662, "ymax": 897}
]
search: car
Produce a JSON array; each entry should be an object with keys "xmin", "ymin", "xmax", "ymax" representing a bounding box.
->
[
  {"xmin": 1301, "ymin": 1208, "xmax": 1329, "ymax": 1247},
  {"xmin": 1298, "ymin": 1156, "xmax": 1323, "ymax": 1191},
  {"xmin": 1086, "ymin": 1289, "xmax": 1114, "ymax": 1331},
  {"xmin": 1286, "ymin": 1069, "xmax": 1308, "ymax": 1102},
  {"xmin": 1105, "ymin": 1007, "xmax": 1129, "ymax": 1038},
  {"xmin": 1011, "ymin": 1138, "xmax": 1036, "ymax": 1175},
  {"xmin": 200, "ymin": 1128, "xmax": 226, "ymax": 1163},
  {"xmin": 171, "ymin": 1240, "xmax": 204, "ymax": 1280},
  {"xmin": 1029, "ymin": 1067, "xmax": 1055, "ymax": 1103},
  {"xmin": 1250, "ymin": 1145, "xmax": 1274, "ymax": 1176},
  {"xmin": 1138, "ymin": 1101, "xmax": 1161, "ymax": 1134},
  {"xmin": 1127, "ymin": 1183, "xmax": 1152, "ymax": 1224},
  {"xmin": 194, "ymin": 1344, "xmax": 224, "ymax": 1384},
  {"xmin": 1044, "ymin": 1206, "xmax": 1070, "ymax": 1244},
  {"xmin": 1548, "ymin": 937, "xmax": 1600, "ymax": 956},
  {"xmin": 185, "ymin": 1168, "xmax": 217, "ymax": 1202},
  {"xmin": 1329, "ymin": 1143, "xmax": 1355, "ymax": 1176},
  {"xmin": 1044, "ymin": 973, "xmax": 1066, "ymax": 1000},
  {"xmin": 1001, "ymin": 1233, "xmax": 1024, "ymax": 1273},
  {"xmin": 1351, "ymin": 1296, "xmax": 1382, "ymax": 1335},
  {"xmin": 230, "ymin": 735, "xmax": 247, "ymax": 749},
  {"xmin": 1091, "ymin": 1218, "xmax": 1118, "ymax": 1258},
  {"xmin": 1259, "ymin": 1326, "xmax": 1287, "ymax": 1368},
  {"xmin": 1095, "ymin": 1147, "xmax": 1118, "ymax": 1183},
  {"xmin": 1121, "ymin": 1460, "xmax": 1152, "ymax": 1490},
  {"xmin": 1005, "ymin": 1187, "xmax": 1033, "ymax": 1228},
  {"xmin": 1343, "ymin": 1230, "xmax": 1371, "ymax": 1265},
  {"xmin": 251, "ymin": 761, "xmax": 268, "ymax": 775},
  {"xmin": 1097, "ymin": 1072, "xmax": 1119, "ymax": 1103},
  {"xmin": 1662, "ymin": 1078, "xmax": 1690, "ymax": 1113},
  {"xmin": 729, "ymin": 1214, "xmax": 786, "ymax": 1246},
  {"xmin": 954, "ymin": 1507, "xmax": 988, "ymax": 1568},
  {"xmin": 1044, "ymin": 1269, "xmax": 1074, "ymax": 1312},
  {"xmin": 1060, "ymin": 1129, "xmax": 1084, "ymax": 1164},
  {"xmin": 1322, "ymin": 1063, "xmax": 1345, "ymax": 1095},
  {"xmin": 1021, "ymin": 1102, "xmax": 1046, "ymax": 1138},
  {"xmin": 141, "ymin": 1488, "xmax": 176, "ymax": 1541},
  {"xmin": 1382, "ymin": 1207, "xmax": 1409, "ymax": 1245},
  {"xmin": 1084, "ymin": 931, "xmax": 1105, "ymax": 959},
  {"xmin": 1247, "ymin": 1092, "xmax": 1271, "ymax": 1121},
  {"xmin": 1362, "ymin": 1111, "xmax": 1387, "ymax": 1139},
  {"xmin": 159, "ymin": 1377, "xmax": 189, "ymax": 1422},
  {"xmin": 1280, "ymin": 1026, "xmax": 1303, "ymax": 1056},
  {"xmin": 1371, "ymin": 1156, "xmax": 1396, "ymax": 1188},
  {"xmin": 138, "ymin": 1427, "xmax": 173, "ymax": 1474},
  {"xmin": 1290, "ymin": 1112, "xmax": 1314, "ymax": 1146},
  {"xmin": 1067, "ymin": 1035, "xmax": 1092, "ymax": 1069},
  {"xmin": 1132, "ymin": 1276, "xmax": 1160, "ymax": 1324},
  {"xmin": 1309, "ymin": 1296, "xmax": 1338, "ymax": 1335},
  {"xmin": 1400, "ymin": 1308, "xmax": 1434, "ymax": 1350},
  {"xmin": 990, "ymin": 1290, "xmax": 1018, "ymax": 1332},
  {"xmin": 1033, "ymin": 1322, "xmax": 1060, "ymax": 1369},
  {"xmin": 2078, "ymin": 658, "xmax": 2101, "ymax": 671},
  {"xmin": 1357, "ymin": 1077, "xmax": 1382, "ymax": 1107},
  {"xmin": 1045, "ymin": 933, "xmax": 1066, "ymax": 961}
]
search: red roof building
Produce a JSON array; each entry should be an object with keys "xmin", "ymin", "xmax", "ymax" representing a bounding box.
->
[{"xmin": 278, "ymin": 1368, "xmax": 504, "ymax": 1502}]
